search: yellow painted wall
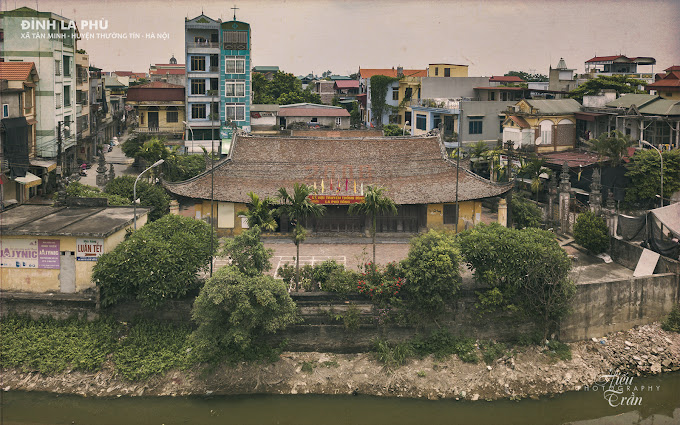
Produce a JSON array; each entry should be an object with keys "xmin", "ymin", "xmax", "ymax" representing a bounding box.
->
[
  {"xmin": 428, "ymin": 64, "xmax": 469, "ymax": 78},
  {"xmin": 0, "ymin": 213, "xmax": 146, "ymax": 293},
  {"xmin": 137, "ymin": 104, "xmax": 185, "ymax": 132},
  {"xmin": 197, "ymin": 200, "xmax": 247, "ymax": 236},
  {"xmin": 426, "ymin": 201, "xmax": 482, "ymax": 232},
  {"xmin": 658, "ymin": 91, "xmax": 680, "ymax": 100}
]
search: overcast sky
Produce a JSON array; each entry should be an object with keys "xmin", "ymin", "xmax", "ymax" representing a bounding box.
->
[{"xmin": 5, "ymin": 0, "xmax": 680, "ymax": 77}]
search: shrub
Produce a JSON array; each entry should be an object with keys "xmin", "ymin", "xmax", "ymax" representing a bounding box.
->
[
  {"xmin": 511, "ymin": 195, "xmax": 543, "ymax": 229},
  {"xmin": 222, "ymin": 227, "xmax": 273, "ymax": 277},
  {"xmin": 574, "ymin": 211, "xmax": 609, "ymax": 254},
  {"xmin": 400, "ymin": 230, "xmax": 462, "ymax": 319},
  {"xmin": 458, "ymin": 223, "xmax": 575, "ymax": 340},
  {"xmin": 480, "ymin": 340, "xmax": 507, "ymax": 365},
  {"xmin": 63, "ymin": 181, "xmax": 131, "ymax": 206},
  {"xmin": 357, "ymin": 262, "xmax": 404, "ymax": 308},
  {"xmin": 321, "ymin": 268, "xmax": 360, "ymax": 294},
  {"xmin": 0, "ymin": 315, "xmax": 118, "ymax": 374},
  {"xmin": 545, "ymin": 339, "xmax": 572, "ymax": 361},
  {"xmin": 661, "ymin": 306, "xmax": 680, "ymax": 333},
  {"xmin": 93, "ymin": 215, "xmax": 216, "ymax": 308},
  {"xmin": 190, "ymin": 266, "xmax": 299, "ymax": 363},
  {"xmin": 114, "ymin": 320, "xmax": 192, "ymax": 381},
  {"xmin": 277, "ymin": 263, "xmax": 296, "ymax": 288},
  {"xmin": 382, "ymin": 124, "xmax": 402, "ymax": 136},
  {"xmin": 410, "ymin": 329, "xmax": 477, "ymax": 363}
]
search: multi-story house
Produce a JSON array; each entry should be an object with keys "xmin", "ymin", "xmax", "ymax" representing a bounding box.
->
[
  {"xmin": 358, "ymin": 67, "xmax": 427, "ymax": 128},
  {"xmin": 579, "ymin": 55, "xmax": 657, "ymax": 86},
  {"xmin": 0, "ymin": 61, "xmax": 43, "ymax": 205},
  {"xmin": 127, "ymin": 81, "xmax": 185, "ymax": 142},
  {"xmin": 75, "ymin": 51, "xmax": 91, "ymax": 163},
  {"xmin": 0, "ymin": 7, "xmax": 78, "ymax": 173},
  {"xmin": 184, "ymin": 13, "xmax": 251, "ymax": 155},
  {"xmin": 149, "ymin": 57, "xmax": 185, "ymax": 86}
]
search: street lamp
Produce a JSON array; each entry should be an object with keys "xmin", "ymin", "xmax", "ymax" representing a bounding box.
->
[
  {"xmin": 402, "ymin": 120, "xmax": 410, "ymax": 136},
  {"xmin": 133, "ymin": 159, "xmax": 164, "ymax": 230},
  {"xmin": 640, "ymin": 140, "xmax": 663, "ymax": 208},
  {"xmin": 183, "ymin": 121, "xmax": 194, "ymax": 155}
]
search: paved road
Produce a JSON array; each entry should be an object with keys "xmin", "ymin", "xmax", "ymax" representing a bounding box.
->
[{"xmin": 79, "ymin": 132, "xmax": 137, "ymax": 187}]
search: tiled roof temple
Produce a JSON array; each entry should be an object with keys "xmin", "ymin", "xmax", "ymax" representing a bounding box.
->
[{"xmin": 164, "ymin": 135, "xmax": 512, "ymax": 204}]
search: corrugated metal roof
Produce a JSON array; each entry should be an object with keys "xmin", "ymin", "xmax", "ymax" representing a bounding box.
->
[
  {"xmin": 605, "ymin": 94, "xmax": 659, "ymax": 108},
  {"xmin": 639, "ymin": 99, "xmax": 680, "ymax": 116},
  {"xmin": 334, "ymin": 80, "xmax": 359, "ymax": 89},
  {"xmin": 524, "ymin": 99, "xmax": 582, "ymax": 114},
  {"xmin": 490, "ymin": 76, "xmax": 525, "ymax": 82},
  {"xmin": 279, "ymin": 108, "xmax": 350, "ymax": 117},
  {"xmin": 251, "ymin": 104, "xmax": 280, "ymax": 112}
]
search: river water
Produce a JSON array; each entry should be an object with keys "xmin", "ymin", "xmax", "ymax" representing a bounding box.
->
[{"xmin": 2, "ymin": 372, "xmax": 679, "ymax": 425}]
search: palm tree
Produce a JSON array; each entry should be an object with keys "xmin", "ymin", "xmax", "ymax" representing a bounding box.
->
[
  {"xmin": 276, "ymin": 183, "xmax": 326, "ymax": 290},
  {"xmin": 586, "ymin": 130, "xmax": 633, "ymax": 167},
  {"xmin": 469, "ymin": 141, "xmax": 489, "ymax": 174},
  {"xmin": 348, "ymin": 185, "xmax": 398, "ymax": 265},
  {"xmin": 518, "ymin": 157, "xmax": 550, "ymax": 201},
  {"xmin": 242, "ymin": 192, "xmax": 278, "ymax": 231}
]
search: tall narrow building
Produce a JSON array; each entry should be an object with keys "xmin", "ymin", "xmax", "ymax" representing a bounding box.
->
[
  {"xmin": 0, "ymin": 7, "xmax": 78, "ymax": 169},
  {"xmin": 184, "ymin": 11, "xmax": 251, "ymax": 155}
]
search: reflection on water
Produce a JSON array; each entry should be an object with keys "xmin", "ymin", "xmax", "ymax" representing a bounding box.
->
[{"xmin": 2, "ymin": 373, "xmax": 679, "ymax": 425}]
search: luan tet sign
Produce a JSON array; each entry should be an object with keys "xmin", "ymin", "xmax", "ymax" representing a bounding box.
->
[
  {"xmin": 76, "ymin": 239, "xmax": 104, "ymax": 261},
  {"xmin": 308, "ymin": 195, "xmax": 365, "ymax": 205}
]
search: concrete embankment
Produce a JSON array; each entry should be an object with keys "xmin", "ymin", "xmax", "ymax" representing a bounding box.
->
[{"xmin": 2, "ymin": 322, "xmax": 679, "ymax": 400}]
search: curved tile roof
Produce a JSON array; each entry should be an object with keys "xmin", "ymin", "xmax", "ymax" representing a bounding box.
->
[{"xmin": 164, "ymin": 135, "xmax": 512, "ymax": 205}]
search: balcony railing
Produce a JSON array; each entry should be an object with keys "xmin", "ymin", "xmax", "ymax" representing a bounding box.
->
[
  {"xmin": 135, "ymin": 127, "xmax": 183, "ymax": 136},
  {"xmin": 186, "ymin": 41, "xmax": 220, "ymax": 49}
]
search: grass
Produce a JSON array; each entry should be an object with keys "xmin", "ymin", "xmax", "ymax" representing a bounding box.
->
[
  {"xmin": 661, "ymin": 306, "xmax": 680, "ymax": 333},
  {"xmin": 372, "ymin": 329, "xmax": 479, "ymax": 367},
  {"xmin": 300, "ymin": 361, "xmax": 315, "ymax": 373},
  {"xmin": 480, "ymin": 340, "xmax": 507, "ymax": 365},
  {"xmin": 545, "ymin": 340, "xmax": 572, "ymax": 361}
]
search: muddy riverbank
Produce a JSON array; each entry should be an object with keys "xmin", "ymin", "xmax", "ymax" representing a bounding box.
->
[{"xmin": 3, "ymin": 323, "xmax": 679, "ymax": 401}]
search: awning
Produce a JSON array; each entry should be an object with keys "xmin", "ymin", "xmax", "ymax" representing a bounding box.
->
[
  {"xmin": 575, "ymin": 112, "xmax": 607, "ymax": 122},
  {"xmin": 650, "ymin": 203, "xmax": 680, "ymax": 239},
  {"xmin": 15, "ymin": 171, "xmax": 42, "ymax": 188},
  {"xmin": 29, "ymin": 159, "xmax": 57, "ymax": 172}
]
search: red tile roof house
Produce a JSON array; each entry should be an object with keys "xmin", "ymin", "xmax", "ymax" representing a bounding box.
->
[
  {"xmin": 163, "ymin": 133, "xmax": 512, "ymax": 236},
  {"xmin": 646, "ymin": 66, "xmax": 680, "ymax": 100},
  {"xmin": 278, "ymin": 103, "xmax": 351, "ymax": 129}
]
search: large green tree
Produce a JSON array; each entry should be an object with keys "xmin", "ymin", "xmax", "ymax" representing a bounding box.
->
[
  {"xmin": 93, "ymin": 215, "xmax": 216, "ymax": 308},
  {"xmin": 348, "ymin": 185, "xmax": 398, "ymax": 264},
  {"xmin": 567, "ymin": 75, "xmax": 647, "ymax": 102},
  {"xmin": 222, "ymin": 226, "xmax": 274, "ymax": 277},
  {"xmin": 252, "ymin": 71, "xmax": 321, "ymax": 105},
  {"xmin": 457, "ymin": 223, "xmax": 575, "ymax": 340},
  {"xmin": 505, "ymin": 70, "xmax": 548, "ymax": 82},
  {"xmin": 625, "ymin": 149, "xmax": 680, "ymax": 207},
  {"xmin": 104, "ymin": 176, "xmax": 171, "ymax": 221},
  {"xmin": 276, "ymin": 183, "xmax": 326, "ymax": 290}
]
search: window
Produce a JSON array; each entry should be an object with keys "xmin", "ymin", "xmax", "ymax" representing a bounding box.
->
[
  {"xmin": 434, "ymin": 67, "xmax": 439, "ymax": 76},
  {"xmin": 416, "ymin": 114, "xmax": 427, "ymax": 130},
  {"xmin": 191, "ymin": 79, "xmax": 206, "ymax": 95},
  {"xmin": 336, "ymin": 117, "xmax": 341, "ymax": 126},
  {"xmin": 191, "ymin": 56, "xmax": 206, "ymax": 72},
  {"xmin": 63, "ymin": 85, "xmax": 71, "ymax": 106},
  {"xmin": 392, "ymin": 88, "xmax": 399, "ymax": 101},
  {"xmin": 225, "ymin": 57, "xmax": 246, "ymax": 74},
  {"xmin": 63, "ymin": 56, "xmax": 71, "ymax": 77},
  {"xmin": 166, "ymin": 107, "xmax": 179, "ymax": 123},
  {"xmin": 404, "ymin": 87, "xmax": 412, "ymax": 101},
  {"xmin": 444, "ymin": 68, "xmax": 450, "ymax": 77},
  {"xmin": 56, "ymin": 93, "xmax": 62, "ymax": 108},
  {"xmin": 223, "ymin": 30, "xmax": 248, "ymax": 50},
  {"xmin": 2, "ymin": 104, "xmax": 8, "ymax": 118},
  {"xmin": 140, "ymin": 113, "xmax": 144, "ymax": 124},
  {"xmin": 210, "ymin": 78, "xmax": 219, "ymax": 91},
  {"xmin": 389, "ymin": 114, "xmax": 399, "ymax": 124},
  {"xmin": 192, "ymin": 103, "xmax": 207, "ymax": 119},
  {"xmin": 443, "ymin": 204, "xmax": 458, "ymax": 225},
  {"xmin": 194, "ymin": 36, "xmax": 207, "ymax": 44},
  {"xmin": 225, "ymin": 103, "xmax": 245, "ymax": 121},
  {"xmin": 405, "ymin": 111, "xmax": 412, "ymax": 125},
  {"xmin": 499, "ymin": 117, "xmax": 505, "ymax": 133},
  {"xmin": 225, "ymin": 82, "xmax": 245, "ymax": 97},
  {"xmin": 469, "ymin": 117, "xmax": 483, "ymax": 134},
  {"xmin": 489, "ymin": 91, "xmax": 496, "ymax": 101},
  {"xmin": 55, "ymin": 60, "xmax": 61, "ymax": 76}
]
